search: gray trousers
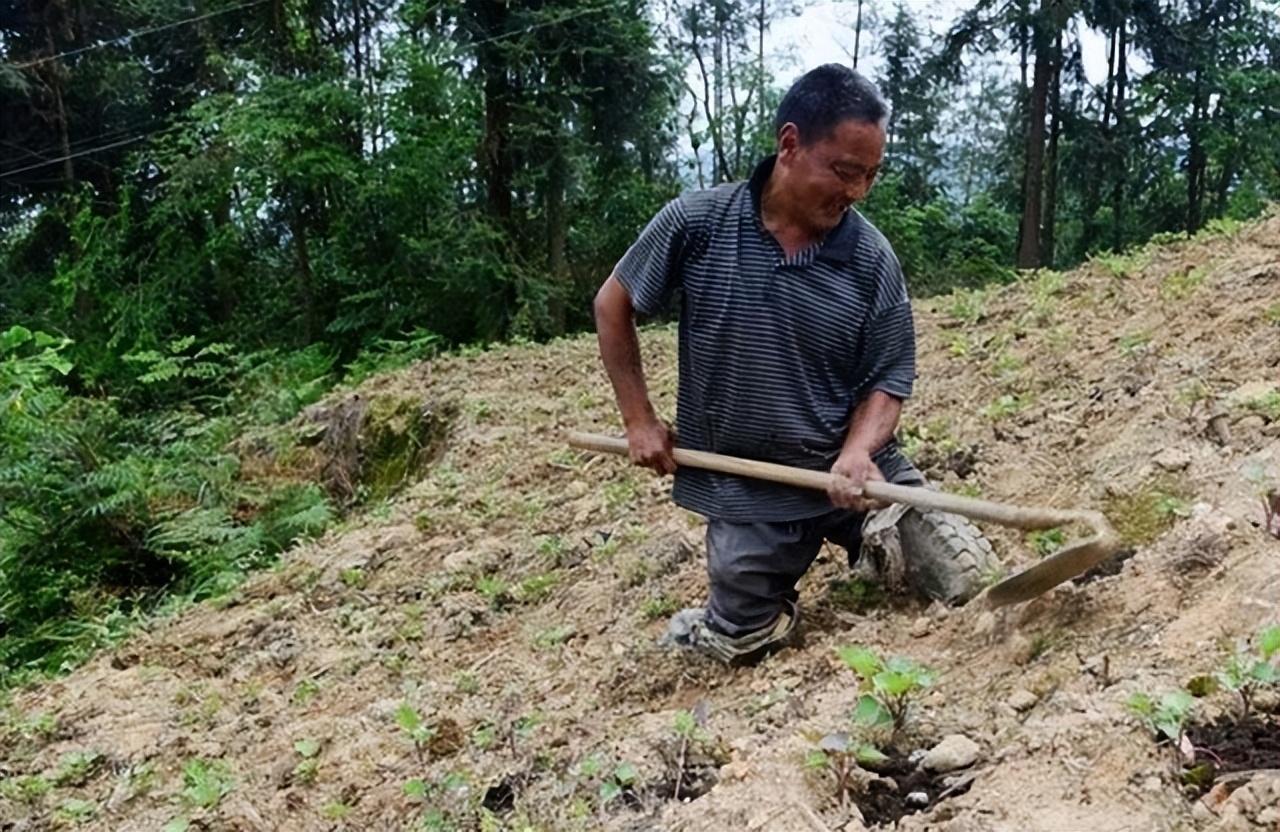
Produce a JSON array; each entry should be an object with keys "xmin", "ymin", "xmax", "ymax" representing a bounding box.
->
[{"xmin": 704, "ymin": 456, "xmax": 925, "ymax": 638}]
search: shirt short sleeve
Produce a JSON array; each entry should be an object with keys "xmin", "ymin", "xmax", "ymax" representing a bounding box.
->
[
  {"xmin": 612, "ymin": 198, "xmax": 689, "ymax": 316},
  {"xmin": 855, "ymin": 250, "xmax": 917, "ymax": 401}
]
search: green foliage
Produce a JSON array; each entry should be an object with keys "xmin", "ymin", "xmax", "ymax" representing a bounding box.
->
[
  {"xmin": 836, "ymin": 645, "xmax": 935, "ymax": 739},
  {"xmin": 292, "ymin": 738, "xmax": 322, "ymax": 785},
  {"xmin": 1092, "ymin": 249, "xmax": 1150, "ymax": 279},
  {"xmin": 0, "ymin": 774, "xmax": 51, "ymax": 803},
  {"xmin": 827, "ymin": 578, "xmax": 885, "ymax": 613},
  {"xmin": 181, "ymin": 759, "xmax": 233, "ymax": 809},
  {"xmin": 982, "ymin": 393, "xmax": 1032, "ymax": 421},
  {"xmin": 395, "ymin": 702, "xmax": 436, "ymax": 755},
  {"xmin": 1214, "ymin": 625, "xmax": 1280, "ymax": 717},
  {"xmin": 51, "ymin": 750, "xmax": 102, "ymax": 786},
  {"xmin": 1026, "ymin": 528, "xmax": 1066, "ymax": 558},
  {"xmin": 1244, "ymin": 391, "xmax": 1280, "ymax": 422},
  {"xmin": 806, "ymin": 732, "xmax": 888, "ymax": 806},
  {"xmin": 861, "ymin": 182, "xmax": 1017, "ymax": 296},
  {"xmin": 641, "ymin": 595, "xmax": 679, "ymax": 621},
  {"xmin": 1159, "ymin": 266, "xmax": 1208, "ymax": 301},
  {"xmin": 1126, "ymin": 690, "xmax": 1194, "ymax": 742},
  {"xmin": 598, "ymin": 761, "xmax": 638, "ymax": 806},
  {"xmin": 1, "ymin": 330, "xmax": 340, "ymax": 684},
  {"xmin": 55, "ymin": 798, "xmax": 97, "ymax": 823}
]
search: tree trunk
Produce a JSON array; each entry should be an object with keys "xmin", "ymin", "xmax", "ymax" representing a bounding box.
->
[
  {"xmin": 1186, "ymin": 67, "xmax": 1206, "ymax": 235},
  {"xmin": 42, "ymin": 19, "xmax": 74, "ymax": 186},
  {"xmin": 758, "ymin": 0, "xmax": 766, "ymax": 130},
  {"xmin": 546, "ymin": 143, "xmax": 568, "ymax": 328},
  {"xmin": 1111, "ymin": 18, "xmax": 1127, "ymax": 250},
  {"xmin": 291, "ymin": 207, "xmax": 319, "ymax": 343},
  {"xmin": 476, "ymin": 0, "xmax": 512, "ymax": 225},
  {"xmin": 1016, "ymin": 2, "xmax": 1052, "ymax": 269},
  {"xmin": 1041, "ymin": 31, "xmax": 1063, "ymax": 267},
  {"xmin": 853, "ymin": 0, "xmax": 863, "ymax": 68},
  {"xmin": 712, "ymin": 0, "xmax": 726, "ymax": 182}
]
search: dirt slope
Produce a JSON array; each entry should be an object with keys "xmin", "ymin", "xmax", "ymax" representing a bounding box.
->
[{"xmin": 3, "ymin": 211, "xmax": 1279, "ymax": 832}]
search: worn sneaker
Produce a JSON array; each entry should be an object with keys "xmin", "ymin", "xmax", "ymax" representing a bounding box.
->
[{"xmin": 661, "ymin": 602, "xmax": 799, "ymax": 666}]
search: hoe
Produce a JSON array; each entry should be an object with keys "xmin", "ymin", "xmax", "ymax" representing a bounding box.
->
[{"xmin": 567, "ymin": 431, "xmax": 1121, "ymax": 608}]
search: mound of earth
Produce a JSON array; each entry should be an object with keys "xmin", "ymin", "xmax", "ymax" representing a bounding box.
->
[{"xmin": 3, "ymin": 210, "xmax": 1279, "ymax": 831}]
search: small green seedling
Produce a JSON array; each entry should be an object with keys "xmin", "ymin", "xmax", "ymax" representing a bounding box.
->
[
  {"xmin": 292, "ymin": 739, "xmax": 321, "ymax": 785},
  {"xmin": 1126, "ymin": 690, "xmax": 1195, "ymax": 750},
  {"xmin": 517, "ymin": 573, "xmax": 558, "ymax": 603},
  {"xmin": 599, "ymin": 761, "xmax": 638, "ymax": 806},
  {"xmin": 837, "ymin": 645, "xmax": 935, "ymax": 740},
  {"xmin": 805, "ymin": 732, "xmax": 888, "ymax": 807},
  {"xmin": 671, "ymin": 702, "xmax": 711, "ymax": 801},
  {"xmin": 292, "ymin": 677, "xmax": 321, "ymax": 706},
  {"xmin": 982, "ymin": 393, "xmax": 1029, "ymax": 421},
  {"xmin": 180, "ymin": 759, "xmax": 233, "ymax": 809},
  {"xmin": 55, "ymin": 798, "xmax": 97, "ymax": 823},
  {"xmin": 641, "ymin": 595, "xmax": 679, "ymax": 620},
  {"xmin": 52, "ymin": 750, "xmax": 102, "ymax": 786},
  {"xmin": 0, "ymin": 774, "xmax": 51, "ymax": 803},
  {"xmin": 395, "ymin": 703, "xmax": 436, "ymax": 760},
  {"xmin": 339, "ymin": 568, "xmax": 366, "ymax": 589},
  {"xmin": 474, "ymin": 575, "xmax": 511, "ymax": 610},
  {"xmin": 1026, "ymin": 528, "xmax": 1066, "ymax": 557},
  {"xmin": 1215, "ymin": 626, "xmax": 1280, "ymax": 718}
]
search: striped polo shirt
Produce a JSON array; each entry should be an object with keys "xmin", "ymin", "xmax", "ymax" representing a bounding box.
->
[{"xmin": 614, "ymin": 154, "xmax": 917, "ymax": 522}]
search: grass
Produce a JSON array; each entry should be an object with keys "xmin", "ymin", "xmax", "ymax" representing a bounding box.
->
[
  {"xmin": 1118, "ymin": 331, "xmax": 1151, "ymax": 356},
  {"xmin": 827, "ymin": 578, "xmax": 884, "ymax": 613},
  {"xmin": 1244, "ymin": 390, "xmax": 1280, "ymax": 422},
  {"xmin": 1104, "ymin": 478, "xmax": 1192, "ymax": 545},
  {"xmin": 1093, "ymin": 248, "xmax": 1151, "ymax": 279},
  {"xmin": 641, "ymin": 595, "xmax": 679, "ymax": 621},
  {"xmin": 1160, "ymin": 265, "xmax": 1208, "ymax": 301},
  {"xmin": 945, "ymin": 287, "xmax": 990, "ymax": 325},
  {"xmin": 1026, "ymin": 528, "xmax": 1066, "ymax": 558},
  {"xmin": 983, "ymin": 393, "xmax": 1032, "ymax": 421}
]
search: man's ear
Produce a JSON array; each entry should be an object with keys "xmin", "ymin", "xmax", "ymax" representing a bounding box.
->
[{"xmin": 776, "ymin": 122, "xmax": 801, "ymax": 159}]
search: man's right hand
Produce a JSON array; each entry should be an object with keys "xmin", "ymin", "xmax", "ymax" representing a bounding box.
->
[{"xmin": 626, "ymin": 417, "xmax": 677, "ymax": 476}]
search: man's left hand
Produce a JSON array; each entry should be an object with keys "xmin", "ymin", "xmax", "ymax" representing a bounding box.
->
[{"xmin": 829, "ymin": 449, "xmax": 890, "ymax": 513}]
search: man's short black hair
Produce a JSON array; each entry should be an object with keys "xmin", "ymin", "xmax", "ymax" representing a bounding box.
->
[{"xmin": 774, "ymin": 64, "xmax": 888, "ymax": 144}]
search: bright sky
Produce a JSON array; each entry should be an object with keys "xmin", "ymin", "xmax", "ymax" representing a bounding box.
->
[{"xmin": 767, "ymin": 0, "xmax": 1116, "ymax": 86}]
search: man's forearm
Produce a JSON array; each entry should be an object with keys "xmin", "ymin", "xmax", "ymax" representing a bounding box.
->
[
  {"xmin": 840, "ymin": 391, "xmax": 903, "ymax": 457},
  {"xmin": 594, "ymin": 276, "xmax": 657, "ymax": 428}
]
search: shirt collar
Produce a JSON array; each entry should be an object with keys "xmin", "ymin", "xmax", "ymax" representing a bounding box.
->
[{"xmin": 747, "ymin": 154, "xmax": 862, "ymax": 265}]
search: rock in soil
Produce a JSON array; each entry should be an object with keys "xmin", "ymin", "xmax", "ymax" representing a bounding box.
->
[
  {"xmin": 921, "ymin": 734, "xmax": 981, "ymax": 773},
  {"xmin": 1007, "ymin": 688, "xmax": 1039, "ymax": 712}
]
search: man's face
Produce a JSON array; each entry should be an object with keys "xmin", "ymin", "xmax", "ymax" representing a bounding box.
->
[{"xmin": 774, "ymin": 118, "xmax": 886, "ymax": 232}]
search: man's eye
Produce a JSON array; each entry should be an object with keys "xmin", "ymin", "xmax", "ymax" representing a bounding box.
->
[{"xmin": 833, "ymin": 165, "xmax": 874, "ymax": 182}]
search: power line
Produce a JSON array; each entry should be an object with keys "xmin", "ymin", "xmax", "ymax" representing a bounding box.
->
[
  {"xmin": 9, "ymin": 0, "xmax": 269, "ymax": 70},
  {"xmin": 0, "ymin": 122, "xmax": 161, "ymax": 170},
  {"xmin": 466, "ymin": 4, "xmax": 611, "ymax": 49},
  {"xmin": 0, "ymin": 126, "xmax": 179, "ymax": 180}
]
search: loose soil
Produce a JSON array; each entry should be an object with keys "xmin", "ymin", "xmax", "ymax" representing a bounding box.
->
[
  {"xmin": 857, "ymin": 751, "xmax": 975, "ymax": 826},
  {"xmin": 3, "ymin": 210, "xmax": 1280, "ymax": 831},
  {"xmin": 1187, "ymin": 716, "xmax": 1280, "ymax": 775}
]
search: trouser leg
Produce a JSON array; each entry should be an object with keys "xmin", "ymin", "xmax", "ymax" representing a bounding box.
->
[{"xmin": 704, "ymin": 518, "xmax": 823, "ymax": 638}]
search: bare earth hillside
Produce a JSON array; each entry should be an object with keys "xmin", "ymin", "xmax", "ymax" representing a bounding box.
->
[{"xmin": 3, "ymin": 212, "xmax": 1279, "ymax": 832}]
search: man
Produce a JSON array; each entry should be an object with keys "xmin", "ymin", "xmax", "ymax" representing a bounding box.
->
[{"xmin": 593, "ymin": 65, "xmax": 947, "ymax": 665}]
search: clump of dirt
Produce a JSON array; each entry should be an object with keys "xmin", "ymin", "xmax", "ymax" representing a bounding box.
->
[
  {"xmin": 263, "ymin": 389, "xmax": 456, "ymax": 506},
  {"xmin": 856, "ymin": 753, "xmax": 975, "ymax": 827},
  {"xmin": 1186, "ymin": 716, "xmax": 1280, "ymax": 781}
]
